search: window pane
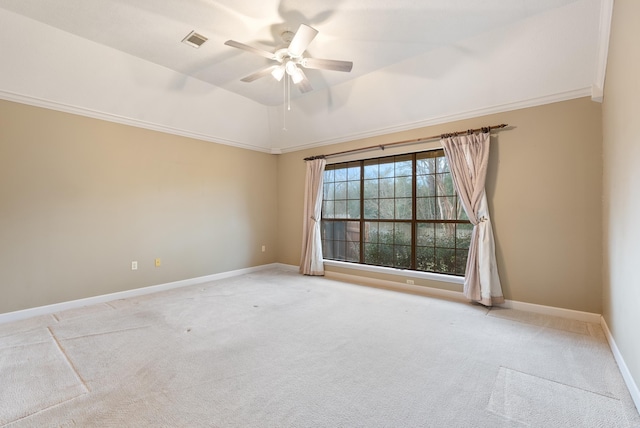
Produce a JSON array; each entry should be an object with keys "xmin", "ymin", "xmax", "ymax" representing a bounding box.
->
[
  {"xmin": 394, "ymin": 246, "xmax": 411, "ymax": 268},
  {"xmin": 364, "ymin": 199, "xmax": 379, "ymax": 219},
  {"xmin": 395, "ymin": 198, "xmax": 412, "ymax": 220},
  {"xmin": 332, "ymin": 221, "xmax": 347, "ymax": 240},
  {"xmin": 346, "ymin": 221, "xmax": 360, "ymax": 262},
  {"xmin": 334, "ymin": 239, "xmax": 346, "ymax": 260},
  {"xmin": 435, "ymin": 223, "xmax": 455, "ymax": 248},
  {"xmin": 334, "ymin": 200, "xmax": 347, "ymax": 218},
  {"xmin": 416, "ymin": 197, "xmax": 436, "ymax": 220},
  {"xmin": 364, "ymin": 179, "xmax": 378, "ymax": 198},
  {"xmin": 322, "ymin": 239, "xmax": 331, "ymax": 258},
  {"xmin": 379, "ymin": 222, "xmax": 394, "ymax": 241},
  {"xmin": 416, "ymin": 174, "xmax": 435, "ymax": 197},
  {"xmin": 417, "ymin": 156, "xmax": 435, "ymax": 175},
  {"xmin": 346, "ymin": 221, "xmax": 360, "ymax": 242},
  {"xmin": 364, "ymin": 243, "xmax": 379, "ymax": 265},
  {"xmin": 365, "ymin": 222, "xmax": 379, "ymax": 243},
  {"xmin": 348, "ymin": 181, "xmax": 360, "ymax": 199},
  {"xmin": 379, "ymin": 199, "xmax": 394, "ymax": 219},
  {"xmin": 347, "ymin": 164, "xmax": 360, "ymax": 180},
  {"xmin": 324, "ymin": 169, "xmax": 335, "ymax": 182},
  {"xmin": 436, "ymin": 156, "xmax": 450, "ymax": 173},
  {"xmin": 379, "ymin": 162, "xmax": 394, "ymax": 178},
  {"xmin": 324, "ymin": 182, "xmax": 334, "ymax": 201},
  {"xmin": 456, "ymin": 223, "xmax": 473, "ymax": 248},
  {"xmin": 364, "ymin": 162, "xmax": 378, "ymax": 179},
  {"xmin": 378, "ymin": 244, "xmax": 394, "ymax": 266},
  {"xmin": 417, "ymin": 223, "xmax": 435, "ymax": 246},
  {"xmin": 435, "ymin": 248, "xmax": 455, "ymax": 273},
  {"xmin": 323, "ymin": 200, "xmax": 335, "ymax": 218},
  {"xmin": 455, "ymin": 249, "xmax": 468, "ymax": 275},
  {"xmin": 379, "ymin": 178, "xmax": 394, "ymax": 198},
  {"xmin": 395, "ymin": 156, "xmax": 412, "ymax": 176},
  {"xmin": 416, "ymin": 246, "xmax": 435, "ymax": 271},
  {"xmin": 436, "ymin": 196, "xmax": 457, "ymax": 220},
  {"xmin": 335, "ymin": 181, "xmax": 347, "ymax": 200},
  {"xmin": 436, "ymin": 172, "xmax": 455, "ymax": 196},
  {"xmin": 334, "ymin": 168, "xmax": 347, "ymax": 181},
  {"xmin": 395, "ymin": 176, "xmax": 412, "ymax": 197},
  {"xmin": 457, "ymin": 203, "xmax": 469, "ymax": 221},
  {"xmin": 322, "ymin": 221, "xmax": 333, "ymax": 239},
  {"xmin": 348, "ymin": 200, "xmax": 360, "ymax": 219},
  {"xmin": 346, "ymin": 241, "xmax": 360, "ymax": 262},
  {"xmin": 395, "ymin": 222, "xmax": 411, "ymax": 246}
]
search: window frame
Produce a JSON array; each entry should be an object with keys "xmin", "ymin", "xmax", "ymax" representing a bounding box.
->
[{"xmin": 321, "ymin": 149, "xmax": 472, "ymax": 277}]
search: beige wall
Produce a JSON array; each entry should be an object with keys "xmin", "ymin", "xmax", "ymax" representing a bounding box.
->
[
  {"xmin": 602, "ymin": 0, "xmax": 640, "ymax": 401},
  {"xmin": 2, "ymin": 96, "xmax": 605, "ymax": 316},
  {"xmin": 278, "ymin": 97, "xmax": 603, "ymax": 313},
  {"xmin": 0, "ymin": 100, "xmax": 278, "ymax": 313}
]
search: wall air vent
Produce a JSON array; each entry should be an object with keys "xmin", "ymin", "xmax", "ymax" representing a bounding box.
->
[{"xmin": 182, "ymin": 31, "xmax": 208, "ymax": 48}]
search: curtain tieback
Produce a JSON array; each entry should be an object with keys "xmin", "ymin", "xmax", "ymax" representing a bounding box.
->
[
  {"xmin": 478, "ymin": 216, "xmax": 488, "ymax": 223},
  {"xmin": 310, "ymin": 216, "xmax": 319, "ymax": 223}
]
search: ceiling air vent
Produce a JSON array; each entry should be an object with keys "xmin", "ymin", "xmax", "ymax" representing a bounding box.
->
[{"xmin": 182, "ymin": 31, "xmax": 208, "ymax": 48}]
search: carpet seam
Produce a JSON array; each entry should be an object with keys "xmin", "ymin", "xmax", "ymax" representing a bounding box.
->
[
  {"xmin": 46, "ymin": 326, "xmax": 90, "ymax": 393},
  {"xmin": 498, "ymin": 365, "xmax": 621, "ymax": 400},
  {"xmin": 58, "ymin": 324, "xmax": 152, "ymax": 342},
  {"xmin": 1, "ymin": 392, "xmax": 86, "ymax": 427}
]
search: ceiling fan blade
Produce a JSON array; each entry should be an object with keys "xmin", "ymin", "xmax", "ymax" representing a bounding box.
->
[
  {"xmin": 287, "ymin": 24, "xmax": 318, "ymax": 57},
  {"xmin": 240, "ymin": 65, "xmax": 279, "ymax": 82},
  {"xmin": 224, "ymin": 40, "xmax": 276, "ymax": 60},
  {"xmin": 295, "ymin": 68, "xmax": 313, "ymax": 93},
  {"xmin": 301, "ymin": 58, "xmax": 353, "ymax": 72}
]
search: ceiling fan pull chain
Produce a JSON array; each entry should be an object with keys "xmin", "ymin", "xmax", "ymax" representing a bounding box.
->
[
  {"xmin": 282, "ymin": 77, "xmax": 286, "ymax": 131},
  {"xmin": 287, "ymin": 75, "xmax": 291, "ymax": 111},
  {"xmin": 282, "ymin": 75, "xmax": 289, "ymax": 130}
]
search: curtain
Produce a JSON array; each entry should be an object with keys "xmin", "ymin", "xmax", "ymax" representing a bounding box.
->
[
  {"xmin": 441, "ymin": 132, "xmax": 504, "ymax": 306},
  {"xmin": 300, "ymin": 158, "xmax": 326, "ymax": 276}
]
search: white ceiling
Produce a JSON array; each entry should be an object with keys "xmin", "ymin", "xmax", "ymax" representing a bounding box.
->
[{"xmin": 0, "ymin": 0, "xmax": 610, "ymax": 153}]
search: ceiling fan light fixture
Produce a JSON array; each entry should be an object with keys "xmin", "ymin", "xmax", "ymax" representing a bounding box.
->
[
  {"xmin": 285, "ymin": 60, "xmax": 298, "ymax": 75},
  {"xmin": 271, "ymin": 65, "xmax": 285, "ymax": 81},
  {"xmin": 284, "ymin": 60, "xmax": 304, "ymax": 83},
  {"xmin": 290, "ymin": 68, "xmax": 304, "ymax": 84}
]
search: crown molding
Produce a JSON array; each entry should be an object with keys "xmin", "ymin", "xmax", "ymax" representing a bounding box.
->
[
  {"xmin": 2, "ymin": 86, "xmax": 595, "ymax": 157},
  {"xmin": 0, "ymin": 90, "xmax": 273, "ymax": 154},
  {"xmin": 275, "ymin": 87, "xmax": 593, "ymax": 154}
]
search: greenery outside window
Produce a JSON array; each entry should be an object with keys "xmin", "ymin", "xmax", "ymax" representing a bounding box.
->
[{"xmin": 321, "ymin": 150, "xmax": 471, "ymax": 276}]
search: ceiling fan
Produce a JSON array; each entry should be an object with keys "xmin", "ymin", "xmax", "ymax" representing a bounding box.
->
[{"xmin": 224, "ymin": 24, "xmax": 353, "ymax": 93}]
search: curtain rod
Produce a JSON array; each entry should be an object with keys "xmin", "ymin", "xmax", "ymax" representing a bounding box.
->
[{"xmin": 304, "ymin": 123, "xmax": 509, "ymax": 161}]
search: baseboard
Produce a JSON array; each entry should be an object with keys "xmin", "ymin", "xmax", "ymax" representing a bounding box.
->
[
  {"xmin": 501, "ymin": 299, "xmax": 602, "ymax": 324},
  {"xmin": 325, "ymin": 270, "xmax": 468, "ymax": 303},
  {"xmin": 325, "ymin": 270, "xmax": 601, "ymax": 323},
  {"xmin": 601, "ymin": 317, "xmax": 640, "ymax": 413},
  {"xmin": 0, "ymin": 263, "xmax": 287, "ymax": 325},
  {"xmin": 273, "ymin": 263, "xmax": 299, "ymax": 272}
]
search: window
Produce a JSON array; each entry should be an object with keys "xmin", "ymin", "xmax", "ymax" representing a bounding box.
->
[{"xmin": 321, "ymin": 150, "xmax": 472, "ymax": 276}]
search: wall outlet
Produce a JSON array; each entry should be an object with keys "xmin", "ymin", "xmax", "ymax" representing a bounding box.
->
[
  {"xmin": 131, "ymin": 261, "xmax": 138, "ymax": 270},
  {"xmin": 406, "ymin": 279, "xmax": 415, "ymax": 285},
  {"xmin": 155, "ymin": 258, "xmax": 161, "ymax": 267},
  {"xmin": 261, "ymin": 245, "xmax": 266, "ymax": 252}
]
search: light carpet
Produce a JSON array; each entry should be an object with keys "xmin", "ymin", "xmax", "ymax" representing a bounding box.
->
[{"xmin": 1, "ymin": 267, "xmax": 638, "ymax": 427}]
